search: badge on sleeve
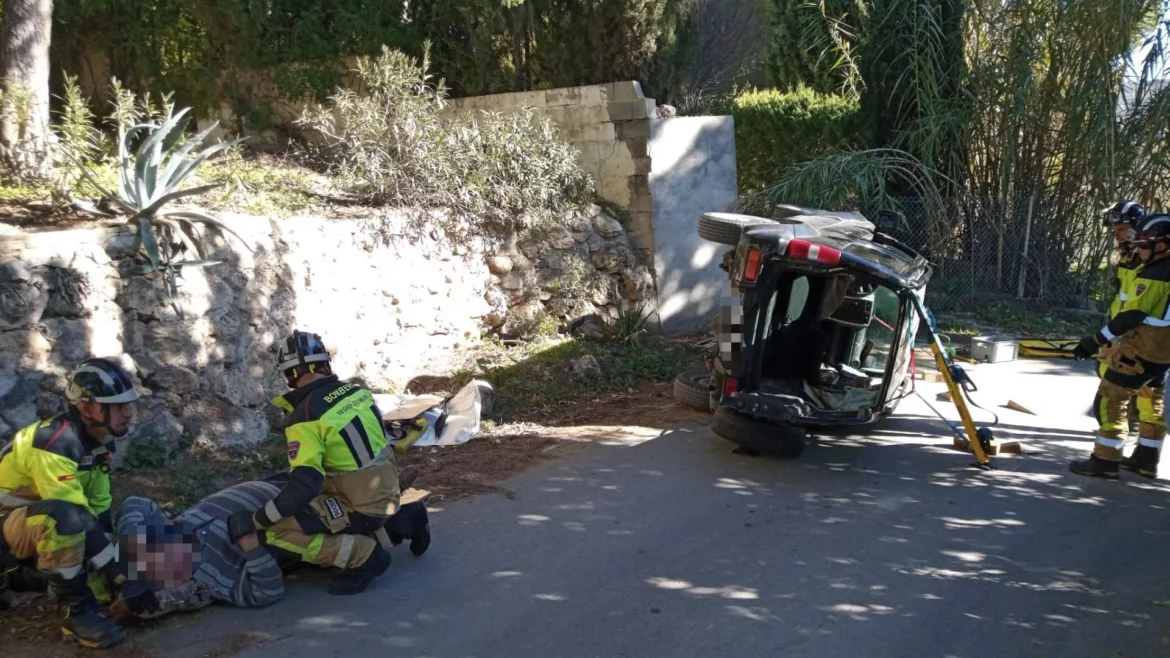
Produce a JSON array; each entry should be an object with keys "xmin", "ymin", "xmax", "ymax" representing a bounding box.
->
[
  {"xmin": 288, "ymin": 441, "xmax": 300, "ymax": 460},
  {"xmin": 1137, "ymin": 283, "xmax": 1148, "ymax": 296}
]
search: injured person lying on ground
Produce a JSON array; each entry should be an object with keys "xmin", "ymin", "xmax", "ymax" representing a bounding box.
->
[
  {"xmin": 107, "ymin": 478, "xmax": 288, "ymax": 620},
  {"xmin": 105, "ymin": 466, "xmax": 428, "ymax": 622}
]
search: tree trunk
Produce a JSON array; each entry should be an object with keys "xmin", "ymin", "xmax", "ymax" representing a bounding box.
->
[{"xmin": 0, "ymin": 0, "xmax": 54, "ymax": 177}]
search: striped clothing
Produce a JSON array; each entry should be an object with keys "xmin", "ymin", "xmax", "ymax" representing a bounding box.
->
[{"xmin": 117, "ymin": 481, "xmax": 285, "ymax": 608}]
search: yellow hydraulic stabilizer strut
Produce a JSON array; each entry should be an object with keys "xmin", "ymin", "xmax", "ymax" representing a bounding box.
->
[{"xmin": 911, "ymin": 295, "xmax": 992, "ymax": 468}]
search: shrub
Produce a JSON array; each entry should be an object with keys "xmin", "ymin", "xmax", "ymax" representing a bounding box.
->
[
  {"xmin": 0, "ymin": 77, "xmax": 47, "ymax": 181},
  {"xmin": 298, "ymin": 44, "xmax": 593, "ymax": 233},
  {"xmin": 51, "ymin": 75, "xmax": 107, "ymax": 197},
  {"xmin": 728, "ymin": 86, "xmax": 860, "ymax": 192},
  {"xmin": 604, "ymin": 303, "xmax": 653, "ymax": 347}
]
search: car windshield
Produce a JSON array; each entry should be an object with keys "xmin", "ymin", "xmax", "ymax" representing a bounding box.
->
[{"xmin": 842, "ymin": 241, "xmax": 919, "ymax": 276}]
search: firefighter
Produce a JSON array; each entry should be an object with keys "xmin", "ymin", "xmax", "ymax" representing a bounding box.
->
[
  {"xmin": 1098, "ymin": 201, "xmax": 1147, "ymax": 435},
  {"xmin": 1105, "ymin": 200, "xmax": 1147, "ymax": 321},
  {"xmin": 1072, "ymin": 214, "xmax": 1170, "ymax": 479},
  {"xmin": 0, "ymin": 358, "xmax": 157, "ymax": 648},
  {"xmin": 227, "ymin": 331, "xmax": 430, "ymax": 595}
]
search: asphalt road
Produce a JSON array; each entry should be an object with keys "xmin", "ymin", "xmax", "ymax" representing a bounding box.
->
[{"xmin": 150, "ymin": 359, "xmax": 1170, "ymax": 658}]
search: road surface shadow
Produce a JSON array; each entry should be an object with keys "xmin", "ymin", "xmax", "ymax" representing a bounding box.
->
[{"xmin": 141, "ymin": 417, "xmax": 1170, "ymax": 658}]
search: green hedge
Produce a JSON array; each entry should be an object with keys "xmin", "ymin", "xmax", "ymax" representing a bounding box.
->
[{"xmin": 729, "ymin": 87, "xmax": 861, "ymax": 192}]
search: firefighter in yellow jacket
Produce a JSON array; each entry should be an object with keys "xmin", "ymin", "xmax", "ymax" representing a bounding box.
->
[
  {"xmin": 1105, "ymin": 201, "xmax": 1147, "ymax": 322},
  {"xmin": 0, "ymin": 358, "xmax": 157, "ymax": 648},
  {"xmin": 228, "ymin": 331, "xmax": 430, "ymax": 595},
  {"xmin": 1099, "ymin": 201, "xmax": 1148, "ymax": 435},
  {"xmin": 1073, "ymin": 214, "xmax": 1170, "ymax": 479}
]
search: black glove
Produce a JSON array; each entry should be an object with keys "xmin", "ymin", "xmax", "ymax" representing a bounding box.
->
[
  {"xmin": 120, "ymin": 579, "xmax": 160, "ymax": 617},
  {"xmin": 227, "ymin": 510, "xmax": 258, "ymax": 542},
  {"xmin": 1073, "ymin": 334, "xmax": 1102, "ymax": 360}
]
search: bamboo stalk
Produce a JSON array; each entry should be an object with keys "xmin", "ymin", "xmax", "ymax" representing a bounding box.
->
[{"xmin": 1017, "ymin": 193, "xmax": 1035, "ymax": 298}]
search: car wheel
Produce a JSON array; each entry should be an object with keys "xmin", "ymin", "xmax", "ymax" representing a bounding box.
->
[
  {"xmin": 711, "ymin": 407, "xmax": 807, "ymax": 458},
  {"xmin": 673, "ymin": 368, "xmax": 713, "ymax": 411},
  {"xmin": 698, "ymin": 213, "xmax": 773, "ymax": 245}
]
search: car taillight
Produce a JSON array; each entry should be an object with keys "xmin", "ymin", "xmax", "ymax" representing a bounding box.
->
[
  {"xmin": 787, "ymin": 239, "xmax": 841, "ymax": 265},
  {"xmin": 742, "ymin": 247, "xmax": 762, "ymax": 282},
  {"xmin": 723, "ymin": 376, "xmax": 739, "ymax": 396}
]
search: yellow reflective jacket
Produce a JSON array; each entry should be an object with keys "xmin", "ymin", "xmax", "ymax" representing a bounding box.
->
[
  {"xmin": 252, "ymin": 375, "xmax": 400, "ymax": 529},
  {"xmin": 0, "ymin": 412, "xmax": 114, "ymax": 528},
  {"xmin": 1110, "ymin": 255, "xmax": 1143, "ymax": 319},
  {"xmin": 1102, "ymin": 257, "xmax": 1170, "ymax": 363}
]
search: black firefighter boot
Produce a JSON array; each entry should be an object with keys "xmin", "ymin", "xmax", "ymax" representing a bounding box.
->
[
  {"xmin": 408, "ymin": 503, "xmax": 431, "ymax": 557},
  {"xmin": 1069, "ymin": 455, "xmax": 1121, "ymax": 479},
  {"xmin": 1121, "ymin": 445, "xmax": 1162, "ymax": 479},
  {"xmin": 53, "ymin": 574, "xmax": 129, "ymax": 649},
  {"xmin": 385, "ymin": 502, "xmax": 431, "ymax": 557},
  {"xmin": 326, "ymin": 544, "xmax": 392, "ymax": 596},
  {"xmin": 0, "ymin": 528, "xmax": 15, "ymax": 611},
  {"xmin": 6, "ymin": 564, "xmax": 50, "ymax": 592},
  {"xmin": 0, "ymin": 553, "xmax": 10, "ymax": 613}
]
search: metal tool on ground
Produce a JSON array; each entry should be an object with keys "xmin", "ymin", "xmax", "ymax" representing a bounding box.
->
[
  {"xmin": 912, "ymin": 296, "xmax": 996, "ymax": 468},
  {"xmin": 382, "ymin": 394, "xmax": 448, "ymax": 453}
]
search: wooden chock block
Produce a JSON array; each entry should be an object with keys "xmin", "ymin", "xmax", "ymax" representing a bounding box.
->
[
  {"xmin": 998, "ymin": 441, "xmax": 1023, "ymax": 455},
  {"xmin": 1006, "ymin": 400, "xmax": 1036, "ymax": 415}
]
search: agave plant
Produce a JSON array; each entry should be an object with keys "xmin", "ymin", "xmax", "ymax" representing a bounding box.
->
[
  {"xmin": 603, "ymin": 303, "xmax": 652, "ymax": 346},
  {"xmin": 78, "ymin": 105, "xmax": 249, "ymax": 299}
]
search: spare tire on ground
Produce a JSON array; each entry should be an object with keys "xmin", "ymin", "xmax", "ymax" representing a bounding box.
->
[
  {"xmin": 711, "ymin": 407, "xmax": 806, "ymax": 458},
  {"xmin": 673, "ymin": 368, "xmax": 713, "ymax": 411},
  {"xmin": 698, "ymin": 213, "xmax": 774, "ymax": 245}
]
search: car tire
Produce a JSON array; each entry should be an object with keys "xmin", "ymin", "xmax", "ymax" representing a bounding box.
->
[
  {"xmin": 674, "ymin": 369, "xmax": 713, "ymax": 411},
  {"xmin": 711, "ymin": 407, "xmax": 807, "ymax": 458},
  {"xmin": 698, "ymin": 214, "xmax": 773, "ymax": 245}
]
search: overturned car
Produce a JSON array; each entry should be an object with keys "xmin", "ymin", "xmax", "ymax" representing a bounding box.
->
[{"xmin": 676, "ymin": 207, "xmax": 933, "ymax": 457}]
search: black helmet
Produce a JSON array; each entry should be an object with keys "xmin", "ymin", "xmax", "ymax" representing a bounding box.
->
[
  {"xmin": 1103, "ymin": 200, "xmax": 1146, "ymax": 227},
  {"xmin": 65, "ymin": 358, "xmax": 140, "ymax": 407},
  {"xmin": 1134, "ymin": 213, "xmax": 1170, "ymax": 245},
  {"xmin": 278, "ymin": 331, "xmax": 331, "ymax": 384}
]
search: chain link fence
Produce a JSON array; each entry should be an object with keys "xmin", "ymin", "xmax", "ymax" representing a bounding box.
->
[{"xmin": 862, "ymin": 196, "xmax": 1116, "ymax": 317}]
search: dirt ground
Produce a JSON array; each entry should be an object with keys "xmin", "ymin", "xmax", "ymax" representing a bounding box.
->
[
  {"xmin": 1, "ymin": 382, "xmax": 711, "ymax": 657},
  {"xmin": 391, "ymin": 378, "xmax": 712, "ymax": 502}
]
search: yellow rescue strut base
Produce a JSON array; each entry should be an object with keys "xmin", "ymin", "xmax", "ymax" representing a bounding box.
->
[
  {"xmin": 912, "ymin": 296, "xmax": 992, "ymax": 468},
  {"xmin": 1017, "ymin": 338, "xmax": 1080, "ymax": 359}
]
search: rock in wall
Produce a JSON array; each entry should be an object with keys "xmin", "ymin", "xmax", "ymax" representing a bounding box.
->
[{"xmin": 0, "ymin": 206, "xmax": 652, "ymax": 463}]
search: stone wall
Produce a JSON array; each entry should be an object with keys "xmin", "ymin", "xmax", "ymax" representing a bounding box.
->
[
  {"xmin": 443, "ymin": 82, "xmax": 658, "ymax": 265},
  {"xmin": 0, "ymin": 205, "xmax": 647, "ymax": 460}
]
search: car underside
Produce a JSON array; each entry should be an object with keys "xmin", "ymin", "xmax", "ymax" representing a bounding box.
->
[{"xmin": 694, "ymin": 208, "xmax": 933, "ymax": 455}]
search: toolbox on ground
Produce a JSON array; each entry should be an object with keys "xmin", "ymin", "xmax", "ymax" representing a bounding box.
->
[{"xmin": 970, "ymin": 335, "xmax": 1019, "ymax": 363}]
